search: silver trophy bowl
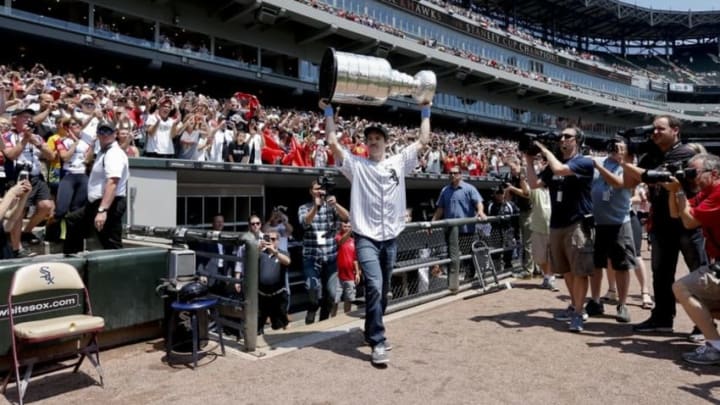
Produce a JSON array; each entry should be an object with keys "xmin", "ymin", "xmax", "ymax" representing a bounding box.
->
[{"xmin": 319, "ymin": 48, "xmax": 436, "ymax": 106}]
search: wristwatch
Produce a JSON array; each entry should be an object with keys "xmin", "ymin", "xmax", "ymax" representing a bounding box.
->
[{"xmin": 97, "ymin": 207, "xmax": 108, "ymax": 213}]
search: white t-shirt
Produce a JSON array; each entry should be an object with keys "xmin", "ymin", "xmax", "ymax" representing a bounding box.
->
[
  {"xmin": 339, "ymin": 146, "xmax": 418, "ymax": 241},
  {"xmin": 207, "ymin": 129, "xmax": 232, "ymax": 162},
  {"xmin": 247, "ymin": 133, "xmax": 263, "ymax": 164},
  {"xmin": 61, "ymin": 138, "xmax": 91, "ymax": 174},
  {"xmin": 87, "ymin": 142, "xmax": 129, "ymax": 202},
  {"xmin": 74, "ymin": 111, "xmax": 99, "ymax": 141},
  {"xmin": 144, "ymin": 114, "xmax": 177, "ymax": 155}
]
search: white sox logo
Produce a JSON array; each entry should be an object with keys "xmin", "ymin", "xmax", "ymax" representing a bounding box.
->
[{"xmin": 39, "ymin": 266, "xmax": 55, "ymax": 285}]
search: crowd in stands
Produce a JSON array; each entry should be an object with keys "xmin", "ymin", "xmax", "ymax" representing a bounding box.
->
[{"xmin": 2, "ymin": 63, "xmax": 570, "ymax": 179}]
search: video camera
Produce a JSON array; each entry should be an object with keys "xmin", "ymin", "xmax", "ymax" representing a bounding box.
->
[
  {"xmin": 616, "ymin": 125, "xmax": 656, "ymax": 156},
  {"xmin": 641, "ymin": 161, "xmax": 697, "ymax": 184},
  {"xmin": 317, "ymin": 175, "xmax": 335, "ymax": 196},
  {"xmin": 518, "ymin": 131, "xmax": 560, "ymax": 156},
  {"xmin": 490, "ymin": 172, "xmax": 511, "ymax": 190}
]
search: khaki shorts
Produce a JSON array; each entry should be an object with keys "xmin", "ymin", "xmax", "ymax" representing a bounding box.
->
[
  {"xmin": 676, "ymin": 266, "xmax": 720, "ymax": 311},
  {"xmin": 530, "ymin": 232, "xmax": 550, "ymax": 265},
  {"xmin": 549, "ymin": 221, "xmax": 594, "ymax": 276}
]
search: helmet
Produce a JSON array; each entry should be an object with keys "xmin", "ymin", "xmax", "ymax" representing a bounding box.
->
[{"xmin": 178, "ymin": 282, "xmax": 208, "ymax": 303}]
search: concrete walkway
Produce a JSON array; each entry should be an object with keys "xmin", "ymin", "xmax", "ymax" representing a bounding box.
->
[{"xmin": 3, "ymin": 258, "xmax": 719, "ymax": 405}]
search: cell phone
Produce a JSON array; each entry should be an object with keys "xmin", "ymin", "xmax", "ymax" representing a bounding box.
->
[
  {"xmin": 18, "ymin": 170, "xmax": 29, "ymax": 182},
  {"xmin": 263, "ymin": 234, "xmax": 270, "ymax": 242}
]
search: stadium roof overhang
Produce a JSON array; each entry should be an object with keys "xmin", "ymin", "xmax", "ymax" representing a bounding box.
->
[{"xmin": 472, "ymin": 0, "xmax": 720, "ymax": 41}]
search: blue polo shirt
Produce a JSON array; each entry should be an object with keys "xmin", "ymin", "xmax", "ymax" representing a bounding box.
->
[
  {"xmin": 436, "ymin": 181, "xmax": 483, "ymax": 234},
  {"xmin": 592, "ymin": 157, "xmax": 631, "ymax": 225}
]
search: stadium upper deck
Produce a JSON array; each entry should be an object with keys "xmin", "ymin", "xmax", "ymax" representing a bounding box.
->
[
  {"xmin": 474, "ymin": 0, "xmax": 720, "ymax": 41},
  {"xmin": 2, "ymin": 0, "xmax": 718, "ymax": 137}
]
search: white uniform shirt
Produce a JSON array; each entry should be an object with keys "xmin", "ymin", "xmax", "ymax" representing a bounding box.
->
[
  {"xmin": 338, "ymin": 145, "xmax": 418, "ymax": 242},
  {"xmin": 144, "ymin": 114, "xmax": 177, "ymax": 155},
  {"xmin": 87, "ymin": 142, "xmax": 129, "ymax": 203}
]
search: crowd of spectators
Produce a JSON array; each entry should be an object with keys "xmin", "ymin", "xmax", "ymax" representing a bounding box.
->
[{"xmin": 4, "ymin": 62, "xmax": 583, "ymax": 180}]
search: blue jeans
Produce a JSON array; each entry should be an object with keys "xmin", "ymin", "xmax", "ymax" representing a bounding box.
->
[
  {"xmin": 303, "ymin": 256, "xmax": 339, "ymax": 321},
  {"xmin": 54, "ymin": 173, "xmax": 88, "ymax": 219},
  {"xmin": 650, "ymin": 224, "xmax": 707, "ymax": 324},
  {"xmin": 355, "ymin": 234, "xmax": 397, "ymax": 347}
]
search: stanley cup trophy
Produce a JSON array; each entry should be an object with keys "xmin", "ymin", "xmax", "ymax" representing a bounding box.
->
[{"xmin": 319, "ymin": 48, "xmax": 436, "ymax": 106}]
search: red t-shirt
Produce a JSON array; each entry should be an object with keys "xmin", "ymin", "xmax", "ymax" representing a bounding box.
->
[
  {"xmin": 690, "ymin": 184, "xmax": 720, "ymax": 261},
  {"xmin": 335, "ymin": 234, "xmax": 357, "ymax": 282},
  {"xmin": 351, "ymin": 143, "xmax": 369, "ymax": 158}
]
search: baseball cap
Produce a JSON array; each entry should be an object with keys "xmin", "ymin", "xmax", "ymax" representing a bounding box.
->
[
  {"xmin": 97, "ymin": 121, "xmax": 116, "ymax": 133},
  {"xmin": 364, "ymin": 125, "xmax": 388, "ymax": 140},
  {"xmin": 11, "ymin": 108, "xmax": 35, "ymax": 117}
]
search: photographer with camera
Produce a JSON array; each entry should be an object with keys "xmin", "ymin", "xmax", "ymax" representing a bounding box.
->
[
  {"xmin": 2, "ymin": 108, "xmax": 55, "ymax": 257},
  {"xmin": 265, "ymin": 205, "xmax": 293, "ymax": 252},
  {"xmin": 663, "ymin": 153, "xmax": 720, "ymax": 364},
  {"xmin": 586, "ymin": 138, "xmax": 636, "ymax": 323},
  {"xmin": 621, "ymin": 115, "xmax": 708, "ymax": 334},
  {"xmin": 297, "ymin": 176, "xmax": 349, "ymax": 325},
  {"xmin": 524, "ymin": 126, "xmax": 595, "ymax": 332},
  {"xmin": 322, "ymin": 98, "xmax": 431, "ymax": 365},
  {"xmin": 503, "ymin": 158, "xmax": 534, "ymax": 278}
]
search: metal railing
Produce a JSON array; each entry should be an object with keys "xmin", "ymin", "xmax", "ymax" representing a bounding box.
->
[
  {"xmin": 125, "ymin": 215, "xmax": 523, "ymax": 348},
  {"xmin": 124, "ymin": 225, "xmax": 260, "ymax": 352}
]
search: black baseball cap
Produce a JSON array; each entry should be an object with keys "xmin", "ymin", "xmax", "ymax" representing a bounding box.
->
[
  {"xmin": 97, "ymin": 121, "xmax": 116, "ymax": 133},
  {"xmin": 11, "ymin": 108, "xmax": 35, "ymax": 117},
  {"xmin": 364, "ymin": 125, "xmax": 388, "ymax": 140}
]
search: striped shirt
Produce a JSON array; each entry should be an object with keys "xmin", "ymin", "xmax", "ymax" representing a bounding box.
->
[
  {"xmin": 298, "ymin": 202, "xmax": 339, "ymax": 261},
  {"xmin": 338, "ymin": 146, "xmax": 418, "ymax": 242}
]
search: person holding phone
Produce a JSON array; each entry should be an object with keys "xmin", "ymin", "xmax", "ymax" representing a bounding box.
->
[{"xmin": 2, "ymin": 108, "xmax": 55, "ymax": 258}]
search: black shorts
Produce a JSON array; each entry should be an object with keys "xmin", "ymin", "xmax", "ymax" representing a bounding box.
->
[
  {"xmin": 593, "ymin": 222, "xmax": 636, "ymax": 271},
  {"xmin": 26, "ymin": 175, "xmax": 52, "ymax": 207}
]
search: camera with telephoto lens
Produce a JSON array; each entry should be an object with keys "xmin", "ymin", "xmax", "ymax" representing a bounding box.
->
[
  {"xmin": 519, "ymin": 131, "xmax": 560, "ymax": 155},
  {"xmin": 490, "ymin": 172, "xmax": 511, "ymax": 189},
  {"xmin": 317, "ymin": 175, "xmax": 335, "ymax": 196},
  {"xmin": 641, "ymin": 161, "xmax": 697, "ymax": 184},
  {"xmin": 617, "ymin": 125, "xmax": 656, "ymax": 156}
]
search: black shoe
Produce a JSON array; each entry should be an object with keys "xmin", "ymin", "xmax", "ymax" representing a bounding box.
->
[
  {"xmin": 305, "ymin": 310, "xmax": 316, "ymax": 325},
  {"xmin": 633, "ymin": 317, "xmax": 673, "ymax": 333},
  {"xmin": 585, "ymin": 300, "xmax": 604, "ymax": 317}
]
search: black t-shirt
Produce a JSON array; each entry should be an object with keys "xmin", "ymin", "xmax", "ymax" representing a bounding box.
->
[
  {"xmin": 638, "ymin": 142, "xmax": 696, "ymax": 229},
  {"xmin": 539, "ymin": 154, "xmax": 594, "ymax": 229},
  {"xmin": 227, "ymin": 141, "xmax": 249, "ymax": 163}
]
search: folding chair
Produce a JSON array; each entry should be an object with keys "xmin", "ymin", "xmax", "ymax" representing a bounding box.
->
[
  {"xmin": 1, "ymin": 262, "xmax": 105, "ymax": 405},
  {"xmin": 471, "ymin": 240, "xmax": 500, "ymax": 291}
]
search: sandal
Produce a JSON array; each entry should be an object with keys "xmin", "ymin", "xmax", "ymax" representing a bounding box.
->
[{"xmin": 641, "ymin": 292, "xmax": 654, "ymax": 310}]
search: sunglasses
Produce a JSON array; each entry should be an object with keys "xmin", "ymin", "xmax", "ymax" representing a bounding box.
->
[
  {"xmin": 250, "ymin": 222, "xmax": 261, "ymax": 226},
  {"xmin": 450, "ymin": 171, "xmax": 461, "ymax": 175},
  {"xmin": 269, "ymin": 237, "xmax": 277, "ymax": 241},
  {"xmin": 97, "ymin": 128, "xmax": 115, "ymax": 136}
]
